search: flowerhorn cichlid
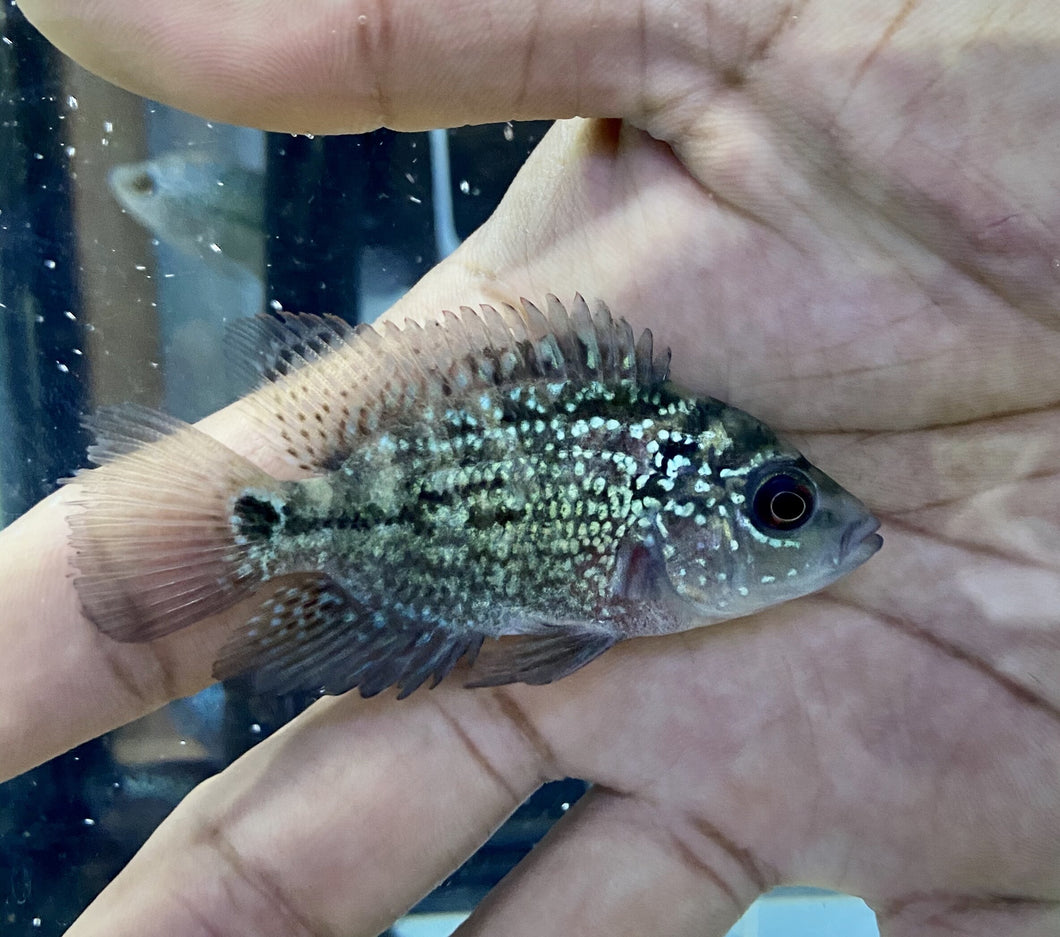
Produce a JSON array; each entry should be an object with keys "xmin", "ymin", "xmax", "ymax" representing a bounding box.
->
[
  {"xmin": 66, "ymin": 296, "xmax": 882, "ymax": 698},
  {"xmin": 108, "ymin": 151, "xmax": 264, "ymax": 279}
]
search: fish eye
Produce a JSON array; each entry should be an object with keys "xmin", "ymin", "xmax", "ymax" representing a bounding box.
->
[
  {"xmin": 749, "ymin": 469, "xmax": 816, "ymax": 533},
  {"xmin": 129, "ymin": 171, "xmax": 155, "ymax": 196}
]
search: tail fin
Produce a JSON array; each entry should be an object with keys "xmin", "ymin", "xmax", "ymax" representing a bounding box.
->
[{"xmin": 66, "ymin": 404, "xmax": 282, "ymax": 641}]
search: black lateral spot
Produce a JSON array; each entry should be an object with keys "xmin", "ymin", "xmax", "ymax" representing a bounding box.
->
[{"xmin": 234, "ymin": 494, "xmax": 283, "ymax": 540}]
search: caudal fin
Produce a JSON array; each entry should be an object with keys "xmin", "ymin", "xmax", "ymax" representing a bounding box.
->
[{"xmin": 66, "ymin": 404, "xmax": 282, "ymax": 642}]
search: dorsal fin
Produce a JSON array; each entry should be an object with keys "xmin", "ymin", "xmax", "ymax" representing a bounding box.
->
[{"xmin": 231, "ymin": 294, "xmax": 669, "ymax": 474}]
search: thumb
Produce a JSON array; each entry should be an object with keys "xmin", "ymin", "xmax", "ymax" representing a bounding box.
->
[{"xmin": 18, "ymin": 0, "xmax": 687, "ymax": 133}]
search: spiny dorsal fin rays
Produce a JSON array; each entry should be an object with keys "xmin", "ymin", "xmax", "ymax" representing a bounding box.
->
[{"xmin": 231, "ymin": 295, "xmax": 666, "ymax": 475}]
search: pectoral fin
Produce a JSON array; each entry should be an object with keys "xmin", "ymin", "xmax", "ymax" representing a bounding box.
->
[{"xmin": 466, "ymin": 630, "xmax": 617, "ymax": 688}]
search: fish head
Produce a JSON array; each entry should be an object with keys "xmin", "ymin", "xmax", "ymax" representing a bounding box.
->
[
  {"xmin": 649, "ymin": 410, "xmax": 882, "ymax": 626},
  {"xmin": 107, "ymin": 152, "xmax": 213, "ymax": 234},
  {"xmin": 107, "ymin": 152, "xmax": 264, "ymax": 276}
]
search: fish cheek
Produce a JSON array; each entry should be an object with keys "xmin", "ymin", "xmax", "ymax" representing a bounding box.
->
[{"xmin": 657, "ymin": 516, "xmax": 737, "ymax": 613}]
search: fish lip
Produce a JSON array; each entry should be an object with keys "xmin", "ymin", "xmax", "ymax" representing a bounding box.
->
[{"xmin": 838, "ymin": 516, "xmax": 883, "ymax": 567}]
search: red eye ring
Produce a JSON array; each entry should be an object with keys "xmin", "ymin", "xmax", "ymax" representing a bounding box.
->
[{"xmin": 750, "ymin": 471, "xmax": 816, "ymax": 533}]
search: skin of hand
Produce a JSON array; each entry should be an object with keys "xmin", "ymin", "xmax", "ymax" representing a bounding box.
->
[{"xmin": 3, "ymin": 1, "xmax": 1059, "ymax": 935}]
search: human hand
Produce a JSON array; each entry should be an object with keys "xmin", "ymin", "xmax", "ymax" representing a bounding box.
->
[{"xmin": 5, "ymin": 1, "xmax": 1059, "ymax": 935}]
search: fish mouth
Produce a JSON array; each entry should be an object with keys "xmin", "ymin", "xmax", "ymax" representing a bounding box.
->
[{"xmin": 837, "ymin": 516, "xmax": 883, "ymax": 569}]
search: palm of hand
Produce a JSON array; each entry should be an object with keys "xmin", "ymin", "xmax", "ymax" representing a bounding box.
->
[
  {"xmin": 7, "ymin": 2, "xmax": 1059, "ymax": 935},
  {"xmin": 400, "ymin": 10, "xmax": 1060, "ymax": 933}
]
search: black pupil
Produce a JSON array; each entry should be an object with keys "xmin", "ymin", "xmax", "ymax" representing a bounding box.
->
[{"xmin": 751, "ymin": 472, "xmax": 815, "ymax": 532}]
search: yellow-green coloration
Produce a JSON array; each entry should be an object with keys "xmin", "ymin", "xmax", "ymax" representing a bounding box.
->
[{"xmin": 66, "ymin": 296, "xmax": 881, "ymax": 698}]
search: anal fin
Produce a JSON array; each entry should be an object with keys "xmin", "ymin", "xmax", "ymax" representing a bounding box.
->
[{"xmin": 213, "ymin": 574, "xmax": 484, "ymax": 699}]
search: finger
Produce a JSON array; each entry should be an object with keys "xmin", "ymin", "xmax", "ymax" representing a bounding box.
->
[
  {"xmin": 65, "ymin": 684, "xmax": 544, "ymax": 937},
  {"xmin": 455, "ymin": 787, "xmax": 761, "ymax": 937},
  {"xmin": 19, "ymin": 0, "xmax": 698, "ymax": 133},
  {"xmin": 878, "ymin": 899, "xmax": 1060, "ymax": 937},
  {"xmin": 0, "ymin": 488, "xmax": 220, "ymax": 782}
]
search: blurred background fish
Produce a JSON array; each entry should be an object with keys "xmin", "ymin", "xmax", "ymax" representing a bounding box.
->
[{"xmin": 107, "ymin": 150, "xmax": 265, "ymax": 280}]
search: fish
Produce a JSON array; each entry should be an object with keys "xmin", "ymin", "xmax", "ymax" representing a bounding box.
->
[
  {"xmin": 108, "ymin": 151, "xmax": 264, "ymax": 278},
  {"xmin": 65, "ymin": 295, "xmax": 882, "ymax": 698}
]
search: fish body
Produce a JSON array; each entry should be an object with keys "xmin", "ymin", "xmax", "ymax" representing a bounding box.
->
[
  {"xmin": 108, "ymin": 151, "xmax": 264, "ymax": 278},
  {"xmin": 67, "ymin": 296, "xmax": 881, "ymax": 697}
]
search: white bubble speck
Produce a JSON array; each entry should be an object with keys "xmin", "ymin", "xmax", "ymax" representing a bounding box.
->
[
  {"xmin": 64, "ymin": 145, "xmax": 76, "ymax": 157},
  {"xmin": 134, "ymin": 264, "xmax": 147, "ymax": 272},
  {"xmin": 269, "ymin": 299, "xmax": 284, "ymax": 312},
  {"xmin": 32, "ymin": 918, "xmax": 41, "ymax": 928},
  {"xmin": 67, "ymin": 95, "xmax": 79, "ymax": 110},
  {"xmin": 250, "ymin": 723, "xmax": 262, "ymax": 735},
  {"xmin": 408, "ymin": 195, "xmax": 421, "ymax": 204},
  {"xmin": 56, "ymin": 362, "xmax": 69, "ymax": 374},
  {"xmin": 102, "ymin": 120, "xmax": 113, "ymax": 133},
  {"xmin": 43, "ymin": 259, "xmax": 56, "ymax": 269},
  {"xmin": 209, "ymin": 242, "xmax": 222, "ymax": 253},
  {"xmin": 83, "ymin": 817, "xmax": 96, "ymax": 826},
  {"xmin": 502, "ymin": 122, "xmax": 514, "ymax": 141},
  {"xmin": 459, "ymin": 179, "xmax": 470, "ymax": 194},
  {"xmin": 63, "ymin": 310, "xmax": 75, "ymax": 320},
  {"xmin": 358, "ymin": 13, "xmax": 368, "ymax": 24}
]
